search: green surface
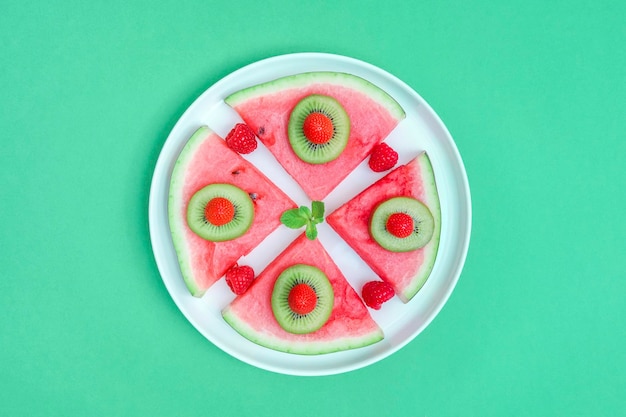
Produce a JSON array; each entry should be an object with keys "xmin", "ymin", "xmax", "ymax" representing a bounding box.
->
[{"xmin": 1, "ymin": 0, "xmax": 624, "ymax": 415}]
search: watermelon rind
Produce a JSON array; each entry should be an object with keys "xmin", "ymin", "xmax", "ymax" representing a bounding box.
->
[
  {"xmin": 224, "ymin": 71, "xmax": 405, "ymax": 123},
  {"xmin": 168, "ymin": 126, "xmax": 212, "ymax": 296},
  {"xmin": 221, "ymin": 307, "xmax": 384, "ymax": 355},
  {"xmin": 402, "ymin": 152, "xmax": 441, "ymax": 301}
]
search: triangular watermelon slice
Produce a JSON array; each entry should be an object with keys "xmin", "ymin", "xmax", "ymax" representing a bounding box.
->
[
  {"xmin": 224, "ymin": 72, "xmax": 405, "ymax": 201},
  {"xmin": 222, "ymin": 234, "xmax": 384, "ymax": 355},
  {"xmin": 326, "ymin": 152, "xmax": 441, "ymax": 302},
  {"xmin": 168, "ymin": 126, "xmax": 297, "ymax": 297}
]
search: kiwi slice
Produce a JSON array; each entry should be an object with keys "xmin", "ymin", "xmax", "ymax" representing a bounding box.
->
[
  {"xmin": 186, "ymin": 183, "xmax": 254, "ymax": 242},
  {"xmin": 287, "ymin": 94, "xmax": 350, "ymax": 164},
  {"xmin": 369, "ymin": 196, "xmax": 435, "ymax": 252},
  {"xmin": 271, "ymin": 264, "xmax": 334, "ymax": 334}
]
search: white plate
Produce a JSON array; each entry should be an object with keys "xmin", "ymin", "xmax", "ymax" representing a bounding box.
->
[{"xmin": 149, "ymin": 52, "xmax": 472, "ymax": 376}]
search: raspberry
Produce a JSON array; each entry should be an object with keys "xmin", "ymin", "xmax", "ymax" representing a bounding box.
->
[
  {"xmin": 225, "ymin": 265, "xmax": 255, "ymax": 295},
  {"xmin": 368, "ymin": 143, "xmax": 398, "ymax": 172},
  {"xmin": 362, "ymin": 281, "xmax": 395, "ymax": 310},
  {"xmin": 303, "ymin": 112, "xmax": 334, "ymax": 144},
  {"xmin": 386, "ymin": 212, "xmax": 414, "ymax": 238},
  {"xmin": 288, "ymin": 283, "xmax": 318, "ymax": 315},
  {"xmin": 205, "ymin": 197, "xmax": 235, "ymax": 226},
  {"xmin": 225, "ymin": 123, "xmax": 258, "ymax": 154}
]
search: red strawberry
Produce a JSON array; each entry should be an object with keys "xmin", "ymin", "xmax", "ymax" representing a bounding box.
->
[
  {"xmin": 368, "ymin": 143, "xmax": 398, "ymax": 172},
  {"xmin": 225, "ymin": 123, "xmax": 258, "ymax": 154},
  {"xmin": 386, "ymin": 212, "xmax": 414, "ymax": 238},
  {"xmin": 288, "ymin": 283, "xmax": 318, "ymax": 315},
  {"xmin": 205, "ymin": 197, "xmax": 235, "ymax": 226},
  {"xmin": 362, "ymin": 280, "xmax": 395, "ymax": 310},
  {"xmin": 225, "ymin": 265, "xmax": 255, "ymax": 295},
  {"xmin": 303, "ymin": 112, "xmax": 334, "ymax": 144}
]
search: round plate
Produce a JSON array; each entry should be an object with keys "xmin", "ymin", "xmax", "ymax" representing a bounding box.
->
[{"xmin": 149, "ymin": 52, "xmax": 471, "ymax": 376}]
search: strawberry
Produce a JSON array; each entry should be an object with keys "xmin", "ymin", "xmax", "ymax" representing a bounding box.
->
[
  {"xmin": 368, "ymin": 143, "xmax": 398, "ymax": 172},
  {"xmin": 288, "ymin": 283, "xmax": 318, "ymax": 315},
  {"xmin": 362, "ymin": 280, "xmax": 395, "ymax": 310},
  {"xmin": 386, "ymin": 212, "xmax": 414, "ymax": 238},
  {"xmin": 303, "ymin": 112, "xmax": 334, "ymax": 144},
  {"xmin": 205, "ymin": 197, "xmax": 235, "ymax": 226},
  {"xmin": 225, "ymin": 123, "xmax": 257, "ymax": 154},
  {"xmin": 225, "ymin": 265, "xmax": 255, "ymax": 295}
]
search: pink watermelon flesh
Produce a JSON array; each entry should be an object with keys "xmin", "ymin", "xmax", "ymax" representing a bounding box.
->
[
  {"xmin": 222, "ymin": 234, "xmax": 384, "ymax": 355},
  {"xmin": 326, "ymin": 152, "xmax": 441, "ymax": 302},
  {"xmin": 168, "ymin": 126, "xmax": 297, "ymax": 297},
  {"xmin": 225, "ymin": 72, "xmax": 405, "ymax": 201}
]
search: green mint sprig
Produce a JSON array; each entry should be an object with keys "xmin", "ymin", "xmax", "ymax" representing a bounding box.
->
[{"xmin": 280, "ymin": 201, "xmax": 325, "ymax": 240}]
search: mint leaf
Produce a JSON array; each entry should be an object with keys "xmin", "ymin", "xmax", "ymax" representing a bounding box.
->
[
  {"xmin": 311, "ymin": 217, "xmax": 324, "ymax": 225},
  {"xmin": 280, "ymin": 201, "xmax": 326, "ymax": 240},
  {"xmin": 280, "ymin": 208, "xmax": 308, "ymax": 229},
  {"xmin": 299, "ymin": 205, "xmax": 312, "ymax": 219},
  {"xmin": 305, "ymin": 222, "xmax": 318, "ymax": 240},
  {"xmin": 311, "ymin": 200, "xmax": 325, "ymax": 220}
]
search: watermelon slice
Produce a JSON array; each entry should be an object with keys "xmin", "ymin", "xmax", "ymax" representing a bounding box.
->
[
  {"xmin": 326, "ymin": 152, "xmax": 441, "ymax": 302},
  {"xmin": 224, "ymin": 72, "xmax": 405, "ymax": 201},
  {"xmin": 222, "ymin": 234, "xmax": 384, "ymax": 355},
  {"xmin": 168, "ymin": 126, "xmax": 297, "ymax": 297}
]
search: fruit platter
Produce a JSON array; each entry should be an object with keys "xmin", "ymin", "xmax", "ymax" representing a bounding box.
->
[{"xmin": 149, "ymin": 53, "xmax": 471, "ymax": 376}]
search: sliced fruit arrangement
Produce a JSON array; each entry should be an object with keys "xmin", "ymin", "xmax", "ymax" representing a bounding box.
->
[
  {"xmin": 222, "ymin": 234, "xmax": 384, "ymax": 355},
  {"xmin": 167, "ymin": 69, "xmax": 445, "ymax": 357},
  {"xmin": 168, "ymin": 126, "xmax": 297, "ymax": 297},
  {"xmin": 224, "ymin": 71, "xmax": 405, "ymax": 201},
  {"xmin": 326, "ymin": 152, "xmax": 442, "ymax": 302}
]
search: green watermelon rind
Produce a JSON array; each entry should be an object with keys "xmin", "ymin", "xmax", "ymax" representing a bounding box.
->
[
  {"xmin": 224, "ymin": 71, "xmax": 406, "ymax": 122},
  {"xmin": 401, "ymin": 152, "xmax": 442, "ymax": 301},
  {"xmin": 221, "ymin": 306, "xmax": 384, "ymax": 355},
  {"xmin": 168, "ymin": 126, "xmax": 212, "ymax": 297}
]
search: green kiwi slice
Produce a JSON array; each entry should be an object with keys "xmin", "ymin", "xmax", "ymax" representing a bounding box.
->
[
  {"xmin": 287, "ymin": 94, "xmax": 350, "ymax": 164},
  {"xmin": 186, "ymin": 183, "xmax": 254, "ymax": 242},
  {"xmin": 271, "ymin": 264, "xmax": 334, "ymax": 334},
  {"xmin": 369, "ymin": 196, "xmax": 435, "ymax": 252}
]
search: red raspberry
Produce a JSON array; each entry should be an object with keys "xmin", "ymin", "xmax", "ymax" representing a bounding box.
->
[
  {"xmin": 225, "ymin": 123, "xmax": 258, "ymax": 154},
  {"xmin": 362, "ymin": 280, "xmax": 395, "ymax": 310},
  {"xmin": 288, "ymin": 283, "xmax": 318, "ymax": 315},
  {"xmin": 386, "ymin": 212, "xmax": 414, "ymax": 238},
  {"xmin": 225, "ymin": 265, "xmax": 255, "ymax": 295},
  {"xmin": 368, "ymin": 143, "xmax": 398, "ymax": 172}
]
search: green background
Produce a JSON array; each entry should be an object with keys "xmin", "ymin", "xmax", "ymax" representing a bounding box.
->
[{"xmin": 2, "ymin": 0, "xmax": 624, "ymax": 415}]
